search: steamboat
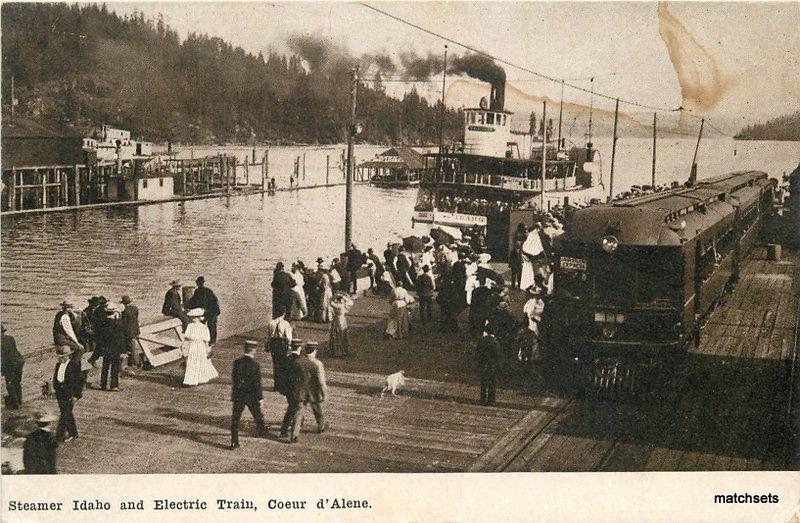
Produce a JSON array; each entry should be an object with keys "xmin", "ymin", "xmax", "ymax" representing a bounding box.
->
[{"xmin": 413, "ymin": 76, "xmax": 605, "ymax": 255}]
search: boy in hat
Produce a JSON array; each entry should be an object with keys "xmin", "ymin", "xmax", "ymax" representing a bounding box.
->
[
  {"xmin": 53, "ymin": 345, "xmax": 84, "ymax": 442},
  {"xmin": 23, "ymin": 411, "xmax": 59, "ymax": 474},
  {"xmin": 1, "ymin": 324, "xmax": 24, "ymax": 409},
  {"xmin": 303, "ymin": 342, "xmax": 328, "ymax": 433},
  {"xmin": 230, "ymin": 340, "xmax": 268, "ymax": 449}
]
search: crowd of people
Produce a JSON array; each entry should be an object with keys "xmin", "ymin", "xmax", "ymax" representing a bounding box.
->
[{"xmin": 11, "ymin": 216, "xmax": 569, "ymax": 471}]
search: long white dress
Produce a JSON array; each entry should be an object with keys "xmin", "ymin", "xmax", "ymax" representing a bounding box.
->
[
  {"xmin": 520, "ymin": 230, "xmax": 544, "ymax": 290},
  {"xmin": 182, "ymin": 321, "xmax": 219, "ymax": 386}
]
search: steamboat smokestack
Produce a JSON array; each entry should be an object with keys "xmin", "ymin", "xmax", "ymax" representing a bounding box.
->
[{"xmin": 490, "ymin": 80, "xmax": 505, "ymax": 111}]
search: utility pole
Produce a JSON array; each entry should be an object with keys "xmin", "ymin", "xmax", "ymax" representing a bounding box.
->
[
  {"xmin": 557, "ymin": 79, "xmax": 564, "ymax": 150},
  {"xmin": 609, "ymin": 98, "xmax": 619, "ymax": 201},
  {"xmin": 345, "ymin": 67, "xmax": 358, "ymax": 252},
  {"xmin": 651, "ymin": 112, "xmax": 657, "ymax": 188},
  {"xmin": 690, "ymin": 118, "xmax": 705, "ymax": 186},
  {"xmin": 540, "ymin": 101, "xmax": 547, "ymax": 210},
  {"xmin": 438, "ymin": 45, "xmax": 448, "ymax": 175}
]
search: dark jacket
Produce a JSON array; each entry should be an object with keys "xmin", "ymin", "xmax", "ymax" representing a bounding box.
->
[
  {"xmin": 188, "ymin": 286, "xmax": 220, "ymax": 317},
  {"xmin": 95, "ymin": 315, "xmax": 126, "ymax": 355},
  {"xmin": 383, "ymin": 248, "xmax": 396, "ymax": 271},
  {"xmin": 23, "ymin": 428, "xmax": 57, "ymax": 474},
  {"xmin": 284, "ymin": 353, "xmax": 314, "ymax": 403},
  {"xmin": 368, "ymin": 253, "xmax": 384, "ymax": 275},
  {"xmin": 306, "ymin": 356, "xmax": 326, "ymax": 403},
  {"xmin": 231, "ymin": 355, "xmax": 262, "ymax": 403},
  {"xmin": 346, "ymin": 248, "xmax": 363, "ymax": 272},
  {"xmin": 120, "ymin": 304, "xmax": 140, "ymax": 339},
  {"xmin": 416, "ymin": 273, "xmax": 435, "ymax": 298},
  {"xmin": 162, "ymin": 288, "xmax": 183, "ymax": 317},
  {"xmin": 52, "ymin": 310, "xmax": 79, "ymax": 345},
  {"xmin": 271, "ymin": 270, "xmax": 296, "ymax": 304},
  {"xmin": 476, "ymin": 334, "xmax": 502, "ymax": 375},
  {"xmin": 52, "ymin": 359, "xmax": 84, "ymax": 400},
  {"xmin": 1, "ymin": 334, "xmax": 23, "ymax": 376}
]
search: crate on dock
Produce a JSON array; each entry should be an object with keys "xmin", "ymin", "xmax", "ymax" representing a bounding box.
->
[{"xmin": 136, "ymin": 318, "xmax": 184, "ymax": 367}]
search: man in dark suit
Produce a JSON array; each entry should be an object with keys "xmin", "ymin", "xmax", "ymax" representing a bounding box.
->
[
  {"xmin": 96, "ymin": 303, "xmax": 126, "ymax": 391},
  {"xmin": 383, "ymin": 243, "xmax": 397, "ymax": 278},
  {"xmin": 302, "ymin": 342, "xmax": 327, "ymax": 433},
  {"xmin": 1, "ymin": 324, "xmax": 24, "ymax": 409},
  {"xmin": 366, "ymin": 248, "xmax": 384, "ymax": 291},
  {"xmin": 188, "ymin": 276, "xmax": 221, "ymax": 344},
  {"xmin": 279, "ymin": 339, "xmax": 312, "ymax": 443},
  {"xmin": 162, "ymin": 280, "xmax": 189, "ymax": 329},
  {"xmin": 451, "ymin": 251, "xmax": 468, "ymax": 314},
  {"xmin": 120, "ymin": 295, "xmax": 141, "ymax": 368},
  {"xmin": 271, "ymin": 263, "xmax": 296, "ymax": 318},
  {"xmin": 53, "ymin": 345, "xmax": 84, "ymax": 441},
  {"xmin": 230, "ymin": 340, "xmax": 268, "ymax": 449},
  {"xmin": 346, "ymin": 244, "xmax": 363, "ymax": 294},
  {"xmin": 415, "ymin": 265, "xmax": 435, "ymax": 324},
  {"xmin": 476, "ymin": 330, "xmax": 502, "ymax": 406},
  {"xmin": 23, "ymin": 411, "xmax": 59, "ymax": 474}
]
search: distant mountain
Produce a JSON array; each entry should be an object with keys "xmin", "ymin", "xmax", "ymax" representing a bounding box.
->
[
  {"xmin": 735, "ymin": 111, "xmax": 800, "ymax": 141},
  {"xmin": 0, "ymin": 3, "xmax": 462, "ymax": 145}
]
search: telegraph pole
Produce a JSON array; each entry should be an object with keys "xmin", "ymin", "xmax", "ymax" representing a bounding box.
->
[
  {"xmin": 557, "ymin": 79, "xmax": 564, "ymax": 150},
  {"xmin": 651, "ymin": 112, "xmax": 657, "ymax": 188},
  {"xmin": 438, "ymin": 45, "xmax": 448, "ymax": 173},
  {"xmin": 345, "ymin": 67, "xmax": 358, "ymax": 252},
  {"xmin": 609, "ymin": 98, "xmax": 619, "ymax": 201},
  {"xmin": 540, "ymin": 101, "xmax": 547, "ymax": 210}
]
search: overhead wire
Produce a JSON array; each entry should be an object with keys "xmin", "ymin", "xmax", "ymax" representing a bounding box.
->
[{"xmin": 358, "ymin": 2, "xmax": 736, "ymax": 137}]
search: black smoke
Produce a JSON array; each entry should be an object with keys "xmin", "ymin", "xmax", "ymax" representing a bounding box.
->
[{"xmin": 448, "ymin": 54, "xmax": 506, "ymax": 110}]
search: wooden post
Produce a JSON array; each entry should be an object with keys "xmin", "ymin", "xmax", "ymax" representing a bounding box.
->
[
  {"xmin": 245, "ymin": 157, "xmax": 250, "ymax": 186},
  {"xmin": 609, "ymin": 98, "xmax": 619, "ymax": 201},
  {"xmin": 226, "ymin": 156, "xmax": 231, "ymax": 193},
  {"xmin": 261, "ymin": 151, "xmax": 267, "ymax": 191},
  {"xmin": 540, "ymin": 101, "xmax": 547, "ymax": 210},
  {"xmin": 8, "ymin": 167, "xmax": 16, "ymax": 211},
  {"xmin": 265, "ymin": 149, "xmax": 270, "ymax": 190},
  {"xmin": 73, "ymin": 165, "xmax": 81, "ymax": 206},
  {"xmin": 302, "ymin": 153, "xmax": 306, "ymax": 182},
  {"xmin": 39, "ymin": 169, "xmax": 47, "ymax": 209},
  {"xmin": 252, "ymin": 147, "xmax": 256, "ymax": 164},
  {"xmin": 651, "ymin": 112, "xmax": 657, "ymax": 188},
  {"xmin": 326, "ymin": 155, "xmax": 330, "ymax": 185}
]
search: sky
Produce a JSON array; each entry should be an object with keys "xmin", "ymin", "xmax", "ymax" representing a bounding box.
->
[{"xmin": 108, "ymin": 1, "xmax": 800, "ymax": 133}]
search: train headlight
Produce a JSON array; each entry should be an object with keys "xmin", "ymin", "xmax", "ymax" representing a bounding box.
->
[
  {"xmin": 615, "ymin": 313, "xmax": 625, "ymax": 323},
  {"xmin": 601, "ymin": 235, "xmax": 619, "ymax": 253},
  {"xmin": 602, "ymin": 326, "xmax": 617, "ymax": 339}
]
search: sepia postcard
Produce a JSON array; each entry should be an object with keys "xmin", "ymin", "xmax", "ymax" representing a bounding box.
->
[{"xmin": 1, "ymin": 1, "xmax": 799, "ymax": 521}]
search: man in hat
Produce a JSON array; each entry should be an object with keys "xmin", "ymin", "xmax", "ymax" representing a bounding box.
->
[
  {"xmin": 271, "ymin": 262, "xmax": 296, "ymax": 318},
  {"xmin": 188, "ymin": 276, "xmax": 221, "ymax": 344},
  {"xmin": 53, "ymin": 345, "xmax": 84, "ymax": 442},
  {"xmin": 521, "ymin": 285, "xmax": 546, "ymax": 393},
  {"xmin": 23, "ymin": 411, "xmax": 59, "ymax": 474},
  {"xmin": 279, "ymin": 339, "xmax": 311, "ymax": 443},
  {"xmin": 415, "ymin": 265, "xmax": 436, "ymax": 325},
  {"xmin": 302, "ymin": 342, "xmax": 328, "ymax": 433},
  {"xmin": 366, "ymin": 248, "xmax": 384, "ymax": 291},
  {"xmin": 1, "ymin": 324, "xmax": 24, "ymax": 409},
  {"xmin": 346, "ymin": 243, "xmax": 363, "ymax": 294},
  {"xmin": 87, "ymin": 296, "xmax": 108, "ymax": 367},
  {"xmin": 52, "ymin": 299, "xmax": 84, "ymax": 356},
  {"xmin": 96, "ymin": 302, "xmax": 126, "ymax": 391},
  {"xmin": 476, "ymin": 325, "xmax": 502, "ymax": 406},
  {"xmin": 162, "ymin": 280, "xmax": 189, "ymax": 329},
  {"xmin": 265, "ymin": 312, "xmax": 292, "ymax": 395},
  {"xmin": 230, "ymin": 340, "xmax": 268, "ymax": 449},
  {"xmin": 383, "ymin": 242, "xmax": 397, "ymax": 278},
  {"xmin": 120, "ymin": 295, "xmax": 142, "ymax": 369},
  {"xmin": 81, "ymin": 297, "xmax": 101, "ymax": 362}
]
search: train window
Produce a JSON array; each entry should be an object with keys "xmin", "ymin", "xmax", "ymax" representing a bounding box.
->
[
  {"xmin": 477, "ymin": 113, "xmax": 485, "ymax": 124},
  {"xmin": 503, "ymin": 115, "xmax": 507, "ymax": 125},
  {"xmin": 487, "ymin": 113, "xmax": 495, "ymax": 125}
]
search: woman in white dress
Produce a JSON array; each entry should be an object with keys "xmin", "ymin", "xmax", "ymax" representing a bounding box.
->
[
  {"xmin": 519, "ymin": 224, "xmax": 545, "ymax": 290},
  {"xmin": 385, "ymin": 286, "xmax": 415, "ymax": 339},
  {"xmin": 288, "ymin": 264, "xmax": 308, "ymax": 321},
  {"xmin": 181, "ymin": 308, "xmax": 219, "ymax": 387}
]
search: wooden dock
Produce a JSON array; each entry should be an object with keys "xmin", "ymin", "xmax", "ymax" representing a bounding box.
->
[{"xmin": 2, "ymin": 247, "xmax": 797, "ymax": 473}]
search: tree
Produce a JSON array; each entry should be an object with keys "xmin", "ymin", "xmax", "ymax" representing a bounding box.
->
[{"xmin": 529, "ymin": 111, "xmax": 537, "ymax": 135}]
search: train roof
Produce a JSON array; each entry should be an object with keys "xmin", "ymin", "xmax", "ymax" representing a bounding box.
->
[{"xmin": 562, "ymin": 171, "xmax": 768, "ymax": 247}]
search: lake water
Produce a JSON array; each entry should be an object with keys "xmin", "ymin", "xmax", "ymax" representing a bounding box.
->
[{"xmin": 2, "ymin": 138, "xmax": 798, "ymax": 353}]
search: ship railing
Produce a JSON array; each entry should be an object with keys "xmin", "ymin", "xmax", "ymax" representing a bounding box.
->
[{"xmin": 424, "ymin": 172, "xmax": 578, "ymax": 193}]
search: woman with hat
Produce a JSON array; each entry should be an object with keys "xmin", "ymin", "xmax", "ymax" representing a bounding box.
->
[
  {"xmin": 181, "ymin": 308, "xmax": 219, "ymax": 387},
  {"xmin": 329, "ymin": 291, "xmax": 353, "ymax": 357},
  {"xmin": 315, "ymin": 261, "xmax": 333, "ymax": 323},
  {"xmin": 288, "ymin": 263, "xmax": 308, "ymax": 322},
  {"xmin": 385, "ymin": 284, "xmax": 415, "ymax": 340},
  {"xmin": 519, "ymin": 285, "xmax": 546, "ymax": 393}
]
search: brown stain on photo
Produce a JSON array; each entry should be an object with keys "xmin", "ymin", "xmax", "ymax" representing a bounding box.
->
[{"xmin": 657, "ymin": 2, "xmax": 732, "ymax": 115}]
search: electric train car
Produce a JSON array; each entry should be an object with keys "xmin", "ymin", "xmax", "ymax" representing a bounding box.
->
[{"xmin": 544, "ymin": 171, "xmax": 774, "ymax": 378}]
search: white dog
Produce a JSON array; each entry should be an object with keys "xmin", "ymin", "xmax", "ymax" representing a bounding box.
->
[{"xmin": 380, "ymin": 370, "xmax": 406, "ymax": 398}]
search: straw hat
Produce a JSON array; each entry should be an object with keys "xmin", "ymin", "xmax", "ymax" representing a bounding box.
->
[
  {"xmin": 187, "ymin": 308, "xmax": 205, "ymax": 318},
  {"xmin": 170, "ymin": 280, "xmax": 181, "ymax": 287},
  {"xmin": 35, "ymin": 411, "xmax": 58, "ymax": 424}
]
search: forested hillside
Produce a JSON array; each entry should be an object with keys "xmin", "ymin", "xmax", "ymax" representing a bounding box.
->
[
  {"xmin": 735, "ymin": 111, "xmax": 800, "ymax": 141},
  {"xmin": 1, "ymin": 3, "xmax": 462, "ymax": 144}
]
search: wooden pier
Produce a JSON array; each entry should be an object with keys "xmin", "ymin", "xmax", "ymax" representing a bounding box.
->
[{"xmin": 1, "ymin": 247, "xmax": 797, "ymax": 473}]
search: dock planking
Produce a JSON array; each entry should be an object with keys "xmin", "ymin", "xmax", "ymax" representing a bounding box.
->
[{"xmin": 2, "ymin": 247, "xmax": 796, "ymax": 473}]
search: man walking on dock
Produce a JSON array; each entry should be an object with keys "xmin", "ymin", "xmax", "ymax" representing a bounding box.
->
[
  {"xmin": 416, "ymin": 265, "xmax": 435, "ymax": 324},
  {"xmin": 230, "ymin": 340, "xmax": 268, "ymax": 449},
  {"xmin": 271, "ymin": 263, "xmax": 296, "ymax": 318},
  {"xmin": 476, "ymin": 329, "xmax": 501, "ymax": 406},
  {"xmin": 96, "ymin": 303, "xmax": 126, "ymax": 391},
  {"xmin": 188, "ymin": 276, "xmax": 221, "ymax": 344},
  {"xmin": 347, "ymin": 244, "xmax": 363, "ymax": 294},
  {"xmin": 279, "ymin": 339, "xmax": 310, "ymax": 443},
  {"xmin": 266, "ymin": 312, "xmax": 293, "ymax": 395},
  {"xmin": 53, "ymin": 345, "xmax": 84, "ymax": 442}
]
